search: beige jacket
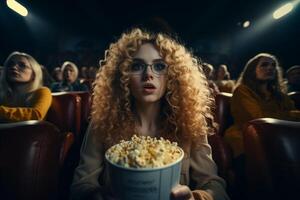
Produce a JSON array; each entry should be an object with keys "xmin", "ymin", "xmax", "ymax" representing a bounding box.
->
[{"xmin": 71, "ymin": 125, "xmax": 229, "ymax": 200}]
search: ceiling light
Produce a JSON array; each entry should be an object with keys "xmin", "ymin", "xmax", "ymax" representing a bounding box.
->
[
  {"xmin": 242, "ymin": 20, "xmax": 250, "ymax": 28},
  {"xmin": 6, "ymin": 0, "xmax": 28, "ymax": 17},
  {"xmin": 273, "ymin": 3, "xmax": 293, "ymax": 19}
]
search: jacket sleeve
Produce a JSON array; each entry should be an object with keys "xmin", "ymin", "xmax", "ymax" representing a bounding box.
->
[
  {"xmin": 190, "ymin": 136, "xmax": 230, "ymax": 200},
  {"xmin": 231, "ymin": 85, "xmax": 264, "ymax": 126},
  {"xmin": 70, "ymin": 124, "xmax": 105, "ymax": 200},
  {"xmin": 0, "ymin": 87, "xmax": 52, "ymax": 122}
]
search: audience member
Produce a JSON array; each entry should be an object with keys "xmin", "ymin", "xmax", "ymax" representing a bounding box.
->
[
  {"xmin": 51, "ymin": 61, "xmax": 88, "ymax": 92},
  {"xmin": 79, "ymin": 66, "xmax": 88, "ymax": 79},
  {"xmin": 87, "ymin": 66, "xmax": 98, "ymax": 79},
  {"xmin": 71, "ymin": 28, "xmax": 229, "ymax": 200},
  {"xmin": 0, "ymin": 51, "xmax": 52, "ymax": 122},
  {"xmin": 52, "ymin": 67, "xmax": 63, "ymax": 82},
  {"xmin": 202, "ymin": 62, "xmax": 220, "ymax": 95},
  {"xmin": 224, "ymin": 53, "xmax": 300, "ymax": 199},
  {"xmin": 215, "ymin": 64, "xmax": 235, "ymax": 93},
  {"xmin": 286, "ymin": 65, "xmax": 300, "ymax": 92},
  {"xmin": 41, "ymin": 65, "xmax": 54, "ymax": 88}
]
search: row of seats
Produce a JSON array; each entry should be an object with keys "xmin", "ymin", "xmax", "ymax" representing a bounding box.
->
[
  {"xmin": 213, "ymin": 91, "xmax": 300, "ymax": 199},
  {"xmin": 0, "ymin": 91, "xmax": 299, "ymax": 199},
  {"xmin": 46, "ymin": 91, "xmax": 92, "ymax": 200},
  {"xmin": 1, "ymin": 118, "xmax": 299, "ymax": 200}
]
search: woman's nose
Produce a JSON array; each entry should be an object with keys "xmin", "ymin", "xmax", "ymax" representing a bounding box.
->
[{"xmin": 142, "ymin": 66, "xmax": 154, "ymax": 80}]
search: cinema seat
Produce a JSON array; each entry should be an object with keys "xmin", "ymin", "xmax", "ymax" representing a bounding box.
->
[
  {"xmin": 288, "ymin": 91, "xmax": 300, "ymax": 110},
  {"xmin": 215, "ymin": 92, "xmax": 233, "ymax": 137},
  {"xmin": 0, "ymin": 120, "xmax": 66, "ymax": 200},
  {"xmin": 244, "ymin": 118, "xmax": 300, "ymax": 200},
  {"xmin": 47, "ymin": 92, "xmax": 82, "ymax": 138}
]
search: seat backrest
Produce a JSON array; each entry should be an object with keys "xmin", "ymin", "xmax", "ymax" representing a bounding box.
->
[
  {"xmin": 0, "ymin": 120, "xmax": 63, "ymax": 200},
  {"xmin": 208, "ymin": 134, "xmax": 234, "ymax": 183},
  {"xmin": 47, "ymin": 92, "xmax": 82, "ymax": 137},
  {"xmin": 244, "ymin": 118, "xmax": 300, "ymax": 200},
  {"xmin": 288, "ymin": 91, "xmax": 300, "ymax": 109},
  {"xmin": 66, "ymin": 91, "xmax": 91, "ymax": 145},
  {"xmin": 215, "ymin": 92, "xmax": 233, "ymax": 136},
  {"xmin": 69, "ymin": 91, "xmax": 91, "ymax": 124}
]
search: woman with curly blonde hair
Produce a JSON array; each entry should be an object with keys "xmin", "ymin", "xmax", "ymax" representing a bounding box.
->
[{"xmin": 71, "ymin": 28, "xmax": 229, "ymax": 200}]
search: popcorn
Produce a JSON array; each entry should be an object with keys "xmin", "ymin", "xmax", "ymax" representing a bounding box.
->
[{"xmin": 106, "ymin": 135, "xmax": 183, "ymax": 168}]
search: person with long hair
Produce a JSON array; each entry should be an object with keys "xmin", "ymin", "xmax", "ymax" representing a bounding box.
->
[
  {"xmin": 224, "ymin": 53, "xmax": 300, "ymax": 198},
  {"xmin": 0, "ymin": 51, "xmax": 52, "ymax": 122},
  {"xmin": 71, "ymin": 29, "xmax": 229, "ymax": 200},
  {"xmin": 214, "ymin": 64, "xmax": 235, "ymax": 93}
]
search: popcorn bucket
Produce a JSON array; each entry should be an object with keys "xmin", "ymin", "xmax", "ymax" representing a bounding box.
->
[{"xmin": 105, "ymin": 147, "xmax": 184, "ymax": 200}]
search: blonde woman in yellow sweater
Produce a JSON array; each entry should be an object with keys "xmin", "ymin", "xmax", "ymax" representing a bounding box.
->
[
  {"xmin": 0, "ymin": 51, "xmax": 52, "ymax": 122},
  {"xmin": 224, "ymin": 53, "xmax": 300, "ymax": 198}
]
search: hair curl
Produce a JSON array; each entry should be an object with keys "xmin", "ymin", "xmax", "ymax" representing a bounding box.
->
[{"xmin": 91, "ymin": 28, "xmax": 216, "ymax": 149}]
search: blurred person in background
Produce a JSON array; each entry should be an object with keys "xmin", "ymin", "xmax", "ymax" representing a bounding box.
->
[
  {"xmin": 87, "ymin": 66, "xmax": 98, "ymax": 80},
  {"xmin": 0, "ymin": 51, "xmax": 52, "ymax": 122},
  {"xmin": 51, "ymin": 67, "xmax": 63, "ymax": 82},
  {"xmin": 286, "ymin": 65, "xmax": 300, "ymax": 92},
  {"xmin": 214, "ymin": 64, "xmax": 235, "ymax": 93},
  {"xmin": 79, "ymin": 66, "xmax": 88, "ymax": 80},
  {"xmin": 202, "ymin": 62, "xmax": 219, "ymax": 95},
  {"xmin": 51, "ymin": 61, "xmax": 88, "ymax": 92},
  {"xmin": 41, "ymin": 65, "xmax": 54, "ymax": 88}
]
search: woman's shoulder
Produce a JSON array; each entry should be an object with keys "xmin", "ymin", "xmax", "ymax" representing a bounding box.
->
[
  {"xmin": 234, "ymin": 84, "xmax": 253, "ymax": 94},
  {"xmin": 233, "ymin": 84, "xmax": 259, "ymax": 101},
  {"xmin": 34, "ymin": 87, "xmax": 52, "ymax": 95}
]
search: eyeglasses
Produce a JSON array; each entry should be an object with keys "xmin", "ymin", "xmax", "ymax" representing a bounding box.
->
[
  {"xmin": 7, "ymin": 60, "xmax": 31, "ymax": 70},
  {"xmin": 129, "ymin": 59, "xmax": 168, "ymax": 76}
]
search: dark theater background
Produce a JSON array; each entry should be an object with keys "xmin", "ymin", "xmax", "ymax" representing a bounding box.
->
[
  {"xmin": 1, "ymin": 1, "xmax": 300, "ymax": 200},
  {"xmin": 0, "ymin": 0, "xmax": 299, "ymax": 78}
]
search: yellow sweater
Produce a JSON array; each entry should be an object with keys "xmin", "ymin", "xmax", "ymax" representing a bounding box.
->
[
  {"xmin": 224, "ymin": 84, "xmax": 300, "ymax": 157},
  {"xmin": 0, "ymin": 87, "xmax": 52, "ymax": 122}
]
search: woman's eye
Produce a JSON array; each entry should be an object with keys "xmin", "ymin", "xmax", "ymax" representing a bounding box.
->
[
  {"xmin": 18, "ymin": 62, "xmax": 26, "ymax": 68},
  {"xmin": 131, "ymin": 63, "xmax": 144, "ymax": 71},
  {"xmin": 154, "ymin": 63, "xmax": 167, "ymax": 71}
]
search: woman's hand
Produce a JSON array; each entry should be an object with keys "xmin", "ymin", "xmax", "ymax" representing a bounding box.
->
[{"xmin": 171, "ymin": 184, "xmax": 195, "ymax": 200}]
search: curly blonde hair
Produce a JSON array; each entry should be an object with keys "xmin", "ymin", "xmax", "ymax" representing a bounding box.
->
[{"xmin": 91, "ymin": 28, "xmax": 216, "ymax": 149}]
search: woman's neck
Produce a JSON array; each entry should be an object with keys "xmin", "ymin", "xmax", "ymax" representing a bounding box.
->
[
  {"xmin": 11, "ymin": 83, "xmax": 30, "ymax": 94},
  {"xmin": 135, "ymin": 101, "xmax": 161, "ymax": 137},
  {"xmin": 258, "ymin": 82, "xmax": 271, "ymax": 98}
]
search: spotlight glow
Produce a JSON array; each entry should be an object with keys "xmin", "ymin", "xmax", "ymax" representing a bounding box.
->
[
  {"xmin": 273, "ymin": 3, "xmax": 294, "ymax": 19},
  {"xmin": 243, "ymin": 20, "xmax": 250, "ymax": 28},
  {"xmin": 6, "ymin": 0, "xmax": 28, "ymax": 17}
]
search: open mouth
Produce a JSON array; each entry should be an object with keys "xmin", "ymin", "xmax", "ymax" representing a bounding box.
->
[{"xmin": 143, "ymin": 83, "xmax": 156, "ymax": 89}]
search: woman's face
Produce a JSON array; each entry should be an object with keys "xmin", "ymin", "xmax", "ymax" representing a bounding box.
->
[
  {"xmin": 129, "ymin": 43, "xmax": 167, "ymax": 104},
  {"xmin": 63, "ymin": 65, "xmax": 77, "ymax": 83},
  {"xmin": 217, "ymin": 65, "xmax": 227, "ymax": 79},
  {"xmin": 6, "ymin": 56, "xmax": 34, "ymax": 84},
  {"xmin": 255, "ymin": 57, "xmax": 276, "ymax": 81}
]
